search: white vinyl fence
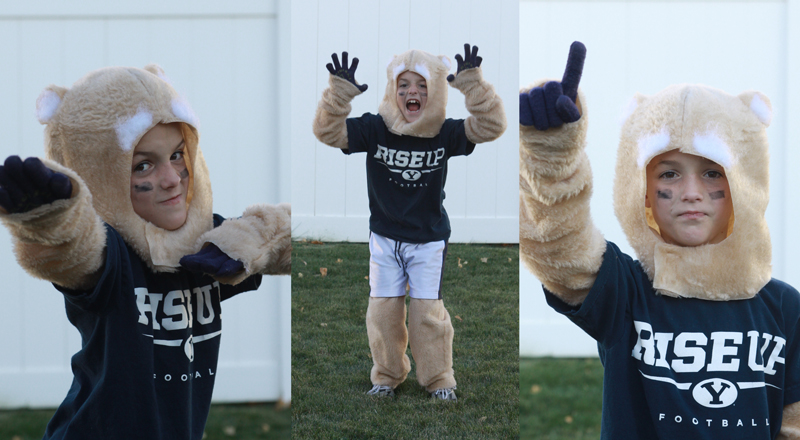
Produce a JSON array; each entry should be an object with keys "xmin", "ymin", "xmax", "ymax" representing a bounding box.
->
[
  {"xmin": 520, "ymin": 0, "xmax": 800, "ymax": 357},
  {"xmin": 291, "ymin": 0, "xmax": 520, "ymax": 243},
  {"xmin": 0, "ymin": 0, "xmax": 292, "ymax": 408}
]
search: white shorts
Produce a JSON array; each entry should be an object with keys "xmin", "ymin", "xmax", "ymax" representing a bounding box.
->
[{"xmin": 368, "ymin": 232, "xmax": 447, "ymax": 300}]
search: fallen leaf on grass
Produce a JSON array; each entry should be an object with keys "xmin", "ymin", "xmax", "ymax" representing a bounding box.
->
[
  {"xmin": 320, "ymin": 323, "xmax": 328, "ymax": 327},
  {"xmin": 262, "ymin": 424, "xmax": 271, "ymax": 432},
  {"xmin": 224, "ymin": 426, "xmax": 236, "ymax": 436},
  {"xmin": 508, "ymin": 257, "xmax": 512, "ymax": 262},
  {"xmin": 302, "ymin": 260, "xmax": 308, "ymax": 266},
  {"xmin": 564, "ymin": 415, "xmax": 574, "ymax": 424},
  {"xmin": 275, "ymin": 398, "xmax": 291, "ymax": 410},
  {"xmin": 480, "ymin": 257, "xmax": 488, "ymax": 263},
  {"xmin": 298, "ymin": 273, "xmax": 303, "ymax": 278},
  {"xmin": 455, "ymin": 315, "xmax": 463, "ymax": 321},
  {"xmin": 300, "ymin": 307, "xmax": 304, "ymax": 312},
  {"xmin": 530, "ymin": 384, "xmax": 541, "ymax": 394},
  {"xmin": 336, "ymin": 258, "xmax": 343, "ymax": 263},
  {"xmin": 311, "ymin": 240, "xmax": 324, "ymax": 245},
  {"xmin": 12, "ymin": 436, "xmax": 22, "ymax": 440},
  {"xmin": 479, "ymin": 416, "xmax": 487, "ymax": 422},
  {"xmin": 320, "ymin": 267, "xmax": 328, "ymax": 277},
  {"xmin": 364, "ymin": 276, "xmax": 369, "ymax": 280},
  {"xmin": 367, "ymin": 353, "xmax": 372, "ymax": 359}
]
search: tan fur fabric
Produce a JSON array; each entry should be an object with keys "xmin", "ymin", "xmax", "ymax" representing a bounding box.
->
[
  {"xmin": 779, "ymin": 402, "xmax": 800, "ymax": 439},
  {"xmin": 615, "ymin": 84, "xmax": 772, "ymax": 300},
  {"xmin": 41, "ymin": 65, "xmax": 213, "ymax": 272},
  {"xmin": 312, "ymin": 75, "xmax": 363, "ymax": 149},
  {"xmin": 378, "ymin": 50, "xmax": 449, "ymax": 138},
  {"xmin": 408, "ymin": 298, "xmax": 456, "ymax": 392},
  {"xmin": 519, "ymin": 81, "xmax": 606, "ymax": 306},
  {"xmin": 196, "ymin": 203, "xmax": 292, "ymax": 285},
  {"xmin": 0, "ymin": 160, "xmax": 105, "ymax": 290},
  {"xmin": 448, "ymin": 67, "xmax": 507, "ymax": 144},
  {"xmin": 366, "ymin": 297, "xmax": 411, "ymax": 388}
]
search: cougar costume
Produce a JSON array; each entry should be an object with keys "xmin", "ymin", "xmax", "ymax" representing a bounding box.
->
[
  {"xmin": 0, "ymin": 65, "xmax": 290, "ymax": 440},
  {"xmin": 520, "ymin": 79, "xmax": 800, "ymax": 438},
  {"xmin": 313, "ymin": 48, "xmax": 506, "ymax": 393}
]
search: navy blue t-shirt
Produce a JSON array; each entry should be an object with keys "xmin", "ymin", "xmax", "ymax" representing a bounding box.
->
[
  {"xmin": 344, "ymin": 113, "xmax": 475, "ymax": 243},
  {"xmin": 545, "ymin": 242, "xmax": 800, "ymax": 439},
  {"xmin": 44, "ymin": 215, "xmax": 261, "ymax": 440}
]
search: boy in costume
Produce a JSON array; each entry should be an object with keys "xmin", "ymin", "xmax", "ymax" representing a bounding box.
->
[
  {"xmin": 520, "ymin": 42, "xmax": 800, "ymax": 438},
  {"xmin": 0, "ymin": 65, "xmax": 291, "ymax": 440},
  {"xmin": 313, "ymin": 44, "xmax": 506, "ymax": 400}
]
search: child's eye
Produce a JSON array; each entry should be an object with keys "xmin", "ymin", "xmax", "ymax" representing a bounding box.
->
[
  {"xmin": 171, "ymin": 151, "xmax": 184, "ymax": 162},
  {"xmin": 704, "ymin": 170, "xmax": 724, "ymax": 179},
  {"xmin": 134, "ymin": 162, "xmax": 152, "ymax": 173},
  {"xmin": 419, "ymin": 83, "xmax": 427, "ymax": 89},
  {"xmin": 659, "ymin": 171, "xmax": 678, "ymax": 179}
]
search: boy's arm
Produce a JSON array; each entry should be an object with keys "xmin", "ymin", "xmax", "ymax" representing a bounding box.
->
[
  {"xmin": 312, "ymin": 52, "xmax": 368, "ymax": 149},
  {"xmin": 780, "ymin": 402, "xmax": 800, "ymax": 439},
  {"xmin": 519, "ymin": 42, "xmax": 605, "ymax": 306},
  {"xmin": 181, "ymin": 203, "xmax": 291, "ymax": 285},
  {"xmin": 0, "ymin": 156, "xmax": 106, "ymax": 290},
  {"xmin": 447, "ymin": 44, "xmax": 507, "ymax": 144}
]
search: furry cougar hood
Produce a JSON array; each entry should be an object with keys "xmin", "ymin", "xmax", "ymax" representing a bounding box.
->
[
  {"xmin": 36, "ymin": 64, "xmax": 212, "ymax": 272},
  {"xmin": 614, "ymin": 84, "xmax": 773, "ymax": 300},
  {"xmin": 378, "ymin": 49, "xmax": 451, "ymax": 138}
]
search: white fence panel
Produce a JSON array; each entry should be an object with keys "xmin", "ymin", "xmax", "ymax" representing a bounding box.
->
[
  {"xmin": 520, "ymin": 0, "xmax": 800, "ymax": 357},
  {"xmin": 0, "ymin": 1, "xmax": 291, "ymax": 408},
  {"xmin": 291, "ymin": 0, "xmax": 520, "ymax": 243}
]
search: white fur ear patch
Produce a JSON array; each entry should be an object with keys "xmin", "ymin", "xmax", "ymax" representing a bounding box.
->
[
  {"xmin": 693, "ymin": 131, "xmax": 736, "ymax": 169},
  {"xmin": 414, "ymin": 63, "xmax": 430, "ymax": 80},
  {"xmin": 115, "ymin": 108, "xmax": 153, "ymax": 151},
  {"xmin": 172, "ymin": 97, "xmax": 199, "ymax": 128},
  {"xmin": 637, "ymin": 127, "xmax": 671, "ymax": 168},
  {"xmin": 392, "ymin": 62, "xmax": 406, "ymax": 80},
  {"xmin": 749, "ymin": 93, "xmax": 772, "ymax": 126},
  {"xmin": 619, "ymin": 96, "xmax": 639, "ymax": 127},
  {"xmin": 35, "ymin": 89, "xmax": 62, "ymax": 124},
  {"xmin": 441, "ymin": 57, "xmax": 451, "ymax": 70}
]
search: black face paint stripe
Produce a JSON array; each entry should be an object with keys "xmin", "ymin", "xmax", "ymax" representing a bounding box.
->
[
  {"xmin": 398, "ymin": 91, "xmax": 406, "ymax": 96},
  {"xmin": 709, "ymin": 190, "xmax": 725, "ymax": 200},
  {"xmin": 656, "ymin": 190, "xmax": 672, "ymax": 199},
  {"xmin": 180, "ymin": 168, "xmax": 189, "ymax": 179},
  {"xmin": 133, "ymin": 182, "xmax": 153, "ymax": 193}
]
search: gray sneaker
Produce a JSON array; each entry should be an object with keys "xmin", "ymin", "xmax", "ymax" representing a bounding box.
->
[
  {"xmin": 430, "ymin": 387, "xmax": 457, "ymax": 401},
  {"xmin": 366, "ymin": 384, "xmax": 395, "ymax": 397}
]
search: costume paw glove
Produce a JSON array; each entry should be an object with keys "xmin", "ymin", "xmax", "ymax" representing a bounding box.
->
[
  {"xmin": 519, "ymin": 41, "xmax": 586, "ymax": 130},
  {"xmin": 0, "ymin": 156, "xmax": 72, "ymax": 214},
  {"xmin": 180, "ymin": 243, "xmax": 245, "ymax": 278},
  {"xmin": 447, "ymin": 43, "xmax": 482, "ymax": 82},
  {"xmin": 326, "ymin": 52, "xmax": 368, "ymax": 92}
]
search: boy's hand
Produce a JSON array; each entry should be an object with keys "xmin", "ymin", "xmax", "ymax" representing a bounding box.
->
[
  {"xmin": 326, "ymin": 52, "xmax": 368, "ymax": 92},
  {"xmin": 180, "ymin": 243, "xmax": 245, "ymax": 278},
  {"xmin": 447, "ymin": 43, "xmax": 482, "ymax": 82},
  {"xmin": 520, "ymin": 41, "xmax": 586, "ymax": 130},
  {"xmin": 0, "ymin": 156, "xmax": 72, "ymax": 214}
]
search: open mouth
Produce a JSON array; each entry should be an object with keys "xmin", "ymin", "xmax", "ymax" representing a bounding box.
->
[{"xmin": 406, "ymin": 99, "xmax": 421, "ymax": 112}]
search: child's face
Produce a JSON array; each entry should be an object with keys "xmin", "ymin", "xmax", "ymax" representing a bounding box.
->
[
  {"xmin": 130, "ymin": 123, "xmax": 189, "ymax": 231},
  {"xmin": 396, "ymin": 71, "xmax": 427, "ymax": 123},
  {"xmin": 645, "ymin": 149, "xmax": 733, "ymax": 247}
]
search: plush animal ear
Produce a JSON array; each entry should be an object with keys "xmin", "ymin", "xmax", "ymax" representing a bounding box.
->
[
  {"xmin": 35, "ymin": 85, "xmax": 68, "ymax": 124},
  {"xmin": 440, "ymin": 56, "xmax": 451, "ymax": 71},
  {"xmin": 738, "ymin": 91, "xmax": 772, "ymax": 127},
  {"xmin": 619, "ymin": 93, "xmax": 648, "ymax": 126},
  {"xmin": 144, "ymin": 63, "xmax": 172, "ymax": 85}
]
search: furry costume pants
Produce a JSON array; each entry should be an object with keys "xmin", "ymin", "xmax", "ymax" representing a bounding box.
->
[{"xmin": 366, "ymin": 297, "xmax": 456, "ymax": 392}]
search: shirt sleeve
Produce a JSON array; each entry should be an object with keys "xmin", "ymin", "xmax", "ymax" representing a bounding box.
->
[
  {"xmin": 443, "ymin": 119, "xmax": 476, "ymax": 158},
  {"xmin": 344, "ymin": 112, "xmax": 380, "ymax": 155},
  {"xmin": 543, "ymin": 241, "xmax": 639, "ymax": 349},
  {"xmin": 56, "ymin": 224, "xmax": 125, "ymax": 314}
]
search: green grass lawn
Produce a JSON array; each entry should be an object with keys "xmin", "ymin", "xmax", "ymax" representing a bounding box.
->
[
  {"xmin": 520, "ymin": 357, "xmax": 603, "ymax": 439},
  {"xmin": 292, "ymin": 241, "xmax": 519, "ymax": 439},
  {"xmin": 0, "ymin": 403, "xmax": 290, "ymax": 440}
]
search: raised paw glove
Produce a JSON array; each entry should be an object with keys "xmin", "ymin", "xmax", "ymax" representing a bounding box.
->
[
  {"xmin": 180, "ymin": 243, "xmax": 245, "ymax": 278},
  {"xmin": 0, "ymin": 156, "xmax": 72, "ymax": 214},
  {"xmin": 326, "ymin": 52, "xmax": 368, "ymax": 92},
  {"xmin": 519, "ymin": 41, "xmax": 586, "ymax": 130},
  {"xmin": 447, "ymin": 43, "xmax": 482, "ymax": 82}
]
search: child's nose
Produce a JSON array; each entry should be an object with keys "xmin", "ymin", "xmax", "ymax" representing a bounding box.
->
[
  {"xmin": 159, "ymin": 164, "xmax": 182, "ymax": 189},
  {"xmin": 681, "ymin": 176, "xmax": 704, "ymax": 202}
]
